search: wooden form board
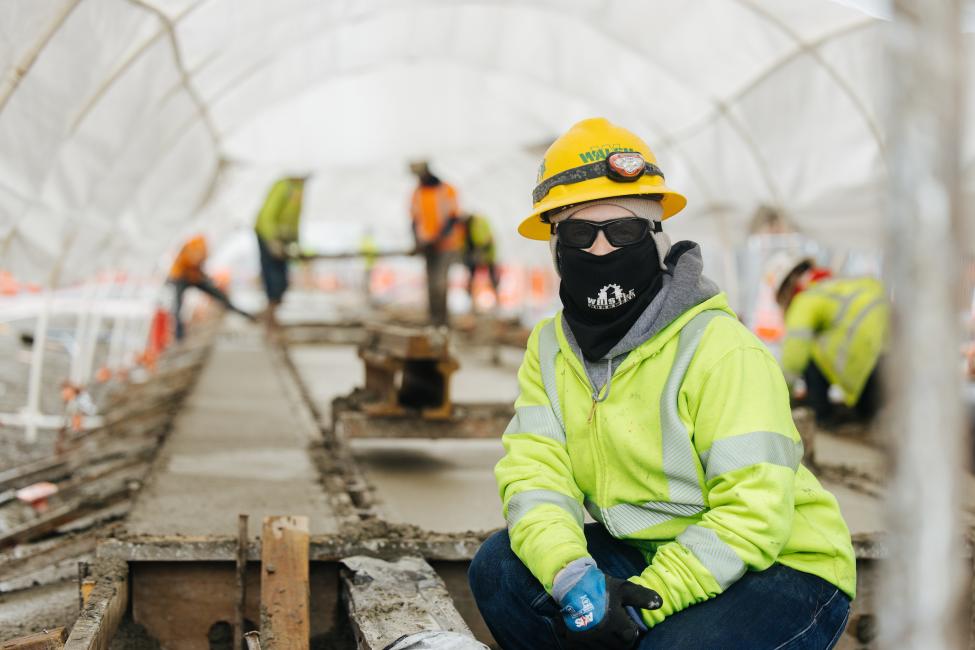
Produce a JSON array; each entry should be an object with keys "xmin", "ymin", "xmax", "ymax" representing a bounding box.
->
[
  {"xmin": 260, "ymin": 516, "xmax": 309, "ymax": 649},
  {"xmin": 1, "ymin": 627, "xmax": 66, "ymax": 649},
  {"xmin": 63, "ymin": 560, "xmax": 128, "ymax": 650},
  {"xmin": 340, "ymin": 555, "xmax": 480, "ymax": 649}
]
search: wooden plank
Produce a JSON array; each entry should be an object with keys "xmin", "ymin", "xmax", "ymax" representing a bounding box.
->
[
  {"xmin": 235, "ymin": 514, "xmax": 249, "ymax": 650},
  {"xmin": 63, "ymin": 560, "xmax": 128, "ymax": 650},
  {"xmin": 0, "ymin": 534, "xmax": 96, "ymax": 589},
  {"xmin": 0, "ymin": 479, "xmax": 134, "ymax": 548},
  {"xmin": 0, "ymin": 627, "xmax": 67, "ymax": 649},
  {"xmin": 260, "ymin": 516, "xmax": 309, "ymax": 649},
  {"xmin": 340, "ymin": 555, "xmax": 476, "ymax": 649},
  {"xmin": 0, "ymin": 458, "xmax": 69, "ymax": 492}
]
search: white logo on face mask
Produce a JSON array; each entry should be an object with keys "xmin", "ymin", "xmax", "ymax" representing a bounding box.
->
[{"xmin": 588, "ymin": 283, "xmax": 636, "ymax": 310}]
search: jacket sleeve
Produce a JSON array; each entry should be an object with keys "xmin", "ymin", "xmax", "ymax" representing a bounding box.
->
[
  {"xmin": 630, "ymin": 344, "xmax": 801, "ymax": 627},
  {"xmin": 494, "ymin": 321, "xmax": 589, "ymax": 592},
  {"xmin": 780, "ymin": 294, "xmax": 820, "ymax": 385}
]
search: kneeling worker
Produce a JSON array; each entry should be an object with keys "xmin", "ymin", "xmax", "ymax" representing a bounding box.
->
[
  {"xmin": 469, "ymin": 118, "xmax": 855, "ymax": 649},
  {"xmin": 769, "ymin": 254, "xmax": 889, "ymax": 427}
]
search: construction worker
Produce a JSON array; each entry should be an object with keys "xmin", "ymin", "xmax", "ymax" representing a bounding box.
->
[
  {"xmin": 168, "ymin": 235, "xmax": 253, "ymax": 340},
  {"xmin": 460, "ymin": 213, "xmax": 500, "ymax": 310},
  {"xmin": 255, "ymin": 176, "xmax": 306, "ymax": 330},
  {"xmin": 409, "ymin": 161, "xmax": 462, "ymax": 325},
  {"xmin": 360, "ymin": 227, "xmax": 379, "ymax": 306},
  {"xmin": 768, "ymin": 253, "xmax": 889, "ymax": 426},
  {"xmin": 468, "ymin": 118, "xmax": 855, "ymax": 649}
]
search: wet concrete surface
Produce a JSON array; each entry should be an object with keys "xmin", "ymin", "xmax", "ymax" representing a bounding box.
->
[
  {"xmin": 351, "ymin": 439, "xmax": 505, "ymax": 533},
  {"xmin": 126, "ymin": 332, "xmax": 340, "ymax": 536},
  {"xmin": 289, "ymin": 344, "xmax": 363, "ymax": 425},
  {"xmin": 288, "ymin": 341, "xmax": 518, "ymax": 533}
]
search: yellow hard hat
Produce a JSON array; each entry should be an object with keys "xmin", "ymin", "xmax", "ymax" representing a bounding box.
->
[{"xmin": 519, "ymin": 117, "xmax": 687, "ymax": 240}]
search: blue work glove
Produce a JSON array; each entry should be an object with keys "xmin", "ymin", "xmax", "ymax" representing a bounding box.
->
[{"xmin": 552, "ymin": 558, "xmax": 662, "ymax": 649}]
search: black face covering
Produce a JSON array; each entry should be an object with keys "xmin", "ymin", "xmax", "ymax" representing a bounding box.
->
[{"xmin": 558, "ymin": 235, "xmax": 664, "ymax": 362}]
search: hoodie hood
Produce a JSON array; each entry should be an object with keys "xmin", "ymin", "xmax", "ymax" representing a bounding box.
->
[{"xmin": 562, "ymin": 241, "xmax": 720, "ymax": 393}]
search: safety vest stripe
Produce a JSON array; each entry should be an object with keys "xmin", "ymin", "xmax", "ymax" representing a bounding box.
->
[
  {"xmin": 506, "ymin": 489, "xmax": 583, "ymax": 529},
  {"xmin": 676, "ymin": 525, "xmax": 746, "ymax": 590},
  {"xmin": 834, "ymin": 297, "xmax": 886, "ymax": 377},
  {"xmin": 586, "ymin": 499, "xmax": 705, "ymax": 537},
  {"xmin": 660, "ymin": 310, "xmax": 731, "ymax": 506},
  {"xmin": 538, "ymin": 321, "xmax": 566, "ymax": 434},
  {"xmin": 830, "ymin": 288, "xmax": 864, "ymax": 328},
  {"xmin": 541, "ymin": 309, "xmax": 730, "ymax": 538},
  {"xmin": 504, "ymin": 405, "xmax": 566, "ymax": 445},
  {"xmin": 699, "ymin": 431, "xmax": 803, "ymax": 483}
]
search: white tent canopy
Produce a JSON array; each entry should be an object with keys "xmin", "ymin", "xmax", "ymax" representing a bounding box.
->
[{"xmin": 1, "ymin": 0, "xmax": 973, "ymax": 288}]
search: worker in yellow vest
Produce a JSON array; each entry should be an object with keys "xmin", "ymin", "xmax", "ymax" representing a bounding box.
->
[
  {"xmin": 468, "ymin": 118, "xmax": 855, "ymax": 649},
  {"xmin": 767, "ymin": 253, "xmax": 889, "ymax": 426},
  {"xmin": 359, "ymin": 228, "xmax": 379, "ymax": 306},
  {"xmin": 409, "ymin": 161, "xmax": 462, "ymax": 325},
  {"xmin": 461, "ymin": 212, "xmax": 500, "ymax": 310},
  {"xmin": 254, "ymin": 176, "xmax": 306, "ymax": 330}
]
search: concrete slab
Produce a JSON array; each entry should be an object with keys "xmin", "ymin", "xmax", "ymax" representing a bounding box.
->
[
  {"xmin": 452, "ymin": 351, "xmax": 520, "ymax": 404},
  {"xmin": 288, "ymin": 344, "xmax": 363, "ymax": 424},
  {"xmin": 351, "ymin": 439, "xmax": 505, "ymax": 533},
  {"xmin": 289, "ymin": 342, "xmax": 521, "ymax": 417},
  {"xmin": 127, "ymin": 336, "xmax": 340, "ymax": 536}
]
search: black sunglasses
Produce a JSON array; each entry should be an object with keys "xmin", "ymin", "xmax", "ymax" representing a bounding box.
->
[{"xmin": 553, "ymin": 217, "xmax": 652, "ymax": 249}]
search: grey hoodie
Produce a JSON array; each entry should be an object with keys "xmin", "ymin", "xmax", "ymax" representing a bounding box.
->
[{"xmin": 561, "ymin": 241, "xmax": 721, "ymax": 397}]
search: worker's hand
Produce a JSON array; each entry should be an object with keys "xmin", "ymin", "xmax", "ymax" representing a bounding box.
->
[
  {"xmin": 552, "ymin": 558, "xmax": 662, "ymax": 650},
  {"xmin": 284, "ymin": 242, "xmax": 301, "ymax": 259}
]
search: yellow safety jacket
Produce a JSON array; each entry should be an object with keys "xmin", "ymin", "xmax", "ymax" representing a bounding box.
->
[
  {"xmin": 781, "ymin": 277, "xmax": 888, "ymax": 405},
  {"xmin": 496, "ymin": 293, "xmax": 856, "ymax": 627},
  {"xmin": 255, "ymin": 179, "xmax": 303, "ymax": 244},
  {"xmin": 466, "ymin": 214, "xmax": 496, "ymax": 264}
]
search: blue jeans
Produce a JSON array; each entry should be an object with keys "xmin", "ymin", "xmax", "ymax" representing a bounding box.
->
[
  {"xmin": 257, "ymin": 235, "xmax": 289, "ymax": 303},
  {"xmin": 469, "ymin": 525, "xmax": 851, "ymax": 650}
]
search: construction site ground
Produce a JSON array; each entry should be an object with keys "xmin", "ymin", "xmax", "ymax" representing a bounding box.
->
[{"xmin": 0, "ymin": 304, "xmax": 943, "ymax": 648}]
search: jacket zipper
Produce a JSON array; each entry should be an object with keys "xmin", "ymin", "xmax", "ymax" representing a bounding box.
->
[{"xmin": 567, "ymin": 358, "xmax": 620, "ymax": 537}]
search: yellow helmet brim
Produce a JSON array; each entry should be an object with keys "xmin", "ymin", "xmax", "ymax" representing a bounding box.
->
[{"xmin": 518, "ymin": 179, "xmax": 687, "ymax": 241}]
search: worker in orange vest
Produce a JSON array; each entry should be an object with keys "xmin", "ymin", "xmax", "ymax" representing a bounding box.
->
[
  {"xmin": 168, "ymin": 235, "xmax": 254, "ymax": 340},
  {"xmin": 409, "ymin": 161, "xmax": 463, "ymax": 325}
]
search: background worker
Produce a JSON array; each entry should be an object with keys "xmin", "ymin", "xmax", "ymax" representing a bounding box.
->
[
  {"xmin": 255, "ymin": 176, "xmax": 306, "ymax": 330},
  {"xmin": 469, "ymin": 118, "xmax": 855, "ymax": 649},
  {"xmin": 409, "ymin": 161, "xmax": 463, "ymax": 325},
  {"xmin": 168, "ymin": 234, "xmax": 254, "ymax": 341},
  {"xmin": 460, "ymin": 212, "xmax": 500, "ymax": 311},
  {"xmin": 359, "ymin": 227, "xmax": 379, "ymax": 306},
  {"xmin": 769, "ymin": 254, "xmax": 889, "ymax": 426}
]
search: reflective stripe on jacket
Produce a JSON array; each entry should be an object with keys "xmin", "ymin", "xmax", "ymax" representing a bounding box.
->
[
  {"xmin": 411, "ymin": 182, "xmax": 461, "ymax": 251},
  {"xmin": 781, "ymin": 277, "xmax": 888, "ymax": 405},
  {"xmin": 495, "ymin": 293, "xmax": 856, "ymax": 628}
]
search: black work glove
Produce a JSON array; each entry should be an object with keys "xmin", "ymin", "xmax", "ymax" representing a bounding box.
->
[{"xmin": 553, "ymin": 559, "xmax": 662, "ymax": 650}]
